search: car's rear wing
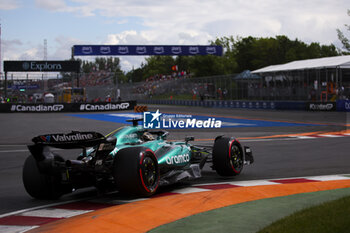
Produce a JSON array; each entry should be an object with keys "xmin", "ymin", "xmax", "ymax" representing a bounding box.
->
[
  {"xmin": 31, "ymin": 131, "xmax": 106, "ymax": 149},
  {"xmin": 28, "ymin": 131, "xmax": 117, "ymax": 163}
]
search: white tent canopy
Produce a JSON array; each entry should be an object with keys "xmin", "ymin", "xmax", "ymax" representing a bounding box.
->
[
  {"xmin": 252, "ymin": 55, "xmax": 350, "ymax": 74},
  {"xmin": 44, "ymin": 93, "xmax": 55, "ymax": 103}
]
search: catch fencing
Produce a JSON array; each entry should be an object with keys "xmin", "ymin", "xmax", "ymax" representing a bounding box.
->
[
  {"xmin": 128, "ymin": 75, "xmax": 311, "ymax": 102},
  {"xmin": 1, "ymin": 70, "xmax": 349, "ymax": 104}
]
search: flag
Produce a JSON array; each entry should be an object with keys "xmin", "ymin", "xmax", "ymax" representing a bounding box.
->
[{"xmin": 171, "ymin": 65, "xmax": 178, "ymax": 71}]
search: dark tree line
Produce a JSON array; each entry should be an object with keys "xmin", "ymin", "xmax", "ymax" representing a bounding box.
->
[
  {"xmin": 337, "ymin": 9, "xmax": 350, "ymax": 53},
  {"xmin": 64, "ymin": 10, "xmax": 348, "ymax": 84},
  {"xmin": 125, "ymin": 35, "xmax": 339, "ymax": 82},
  {"xmin": 71, "ymin": 35, "xmax": 340, "ymax": 83}
]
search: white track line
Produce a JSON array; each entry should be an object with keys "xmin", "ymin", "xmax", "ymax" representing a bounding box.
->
[
  {"xmin": 0, "ymin": 198, "xmax": 91, "ymax": 219},
  {"xmin": 318, "ymin": 134, "xmax": 343, "ymax": 137},
  {"xmin": 0, "ymin": 150, "xmax": 29, "ymax": 153},
  {"xmin": 171, "ymin": 187, "xmax": 212, "ymax": 194},
  {"xmin": 293, "ymin": 136, "xmax": 318, "ymax": 139},
  {"xmin": 0, "ymin": 225, "xmax": 38, "ymax": 233},
  {"xmin": 19, "ymin": 208, "xmax": 92, "ymax": 218},
  {"xmin": 1, "ymin": 174, "xmax": 350, "ymax": 233},
  {"xmin": 228, "ymin": 180, "xmax": 278, "ymax": 187}
]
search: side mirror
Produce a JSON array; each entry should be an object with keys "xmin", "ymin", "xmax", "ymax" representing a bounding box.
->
[
  {"xmin": 106, "ymin": 136, "xmax": 117, "ymax": 145},
  {"xmin": 185, "ymin": 136, "xmax": 195, "ymax": 144},
  {"xmin": 98, "ymin": 136, "xmax": 117, "ymax": 152}
]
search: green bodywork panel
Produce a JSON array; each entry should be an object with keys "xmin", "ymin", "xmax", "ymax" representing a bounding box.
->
[{"xmin": 89, "ymin": 126, "xmax": 192, "ymax": 167}]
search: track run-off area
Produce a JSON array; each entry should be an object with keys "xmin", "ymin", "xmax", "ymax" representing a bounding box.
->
[{"xmin": 0, "ymin": 105, "xmax": 349, "ymax": 232}]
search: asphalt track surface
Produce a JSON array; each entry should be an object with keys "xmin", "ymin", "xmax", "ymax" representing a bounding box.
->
[{"xmin": 0, "ymin": 105, "xmax": 349, "ymax": 217}]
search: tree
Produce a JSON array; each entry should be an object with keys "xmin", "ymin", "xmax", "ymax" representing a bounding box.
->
[
  {"xmin": 188, "ymin": 55, "xmax": 225, "ymax": 77},
  {"xmin": 126, "ymin": 67, "xmax": 144, "ymax": 83},
  {"xmin": 123, "ymin": 35, "xmax": 340, "ymax": 80},
  {"xmin": 212, "ymin": 36, "xmax": 238, "ymax": 74},
  {"xmin": 232, "ymin": 36, "xmax": 339, "ymax": 72},
  {"xmin": 337, "ymin": 9, "xmax": 350, "ymax": 52},
  {"xmin": 142, "ymin": 56, "xmax": 175, "ymax": 79}
]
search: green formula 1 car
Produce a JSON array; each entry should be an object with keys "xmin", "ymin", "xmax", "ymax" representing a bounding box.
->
[{"xmin": 23, "ymin": 119, "xmax": 254, "ymax": 199}]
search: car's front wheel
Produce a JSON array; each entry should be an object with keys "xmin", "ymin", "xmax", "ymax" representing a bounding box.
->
[
  {"xmin": 212, "ymin": 137, "xmax": 244, "ymax": 176},
  {"xmin": 113, "ymin": 147, "xmax": 160, "ymax": 196}
]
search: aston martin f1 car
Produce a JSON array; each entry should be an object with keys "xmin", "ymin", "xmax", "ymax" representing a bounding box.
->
[{"xmin": 23, "ymin": 119, "xmax": 254, "ymax": 199}]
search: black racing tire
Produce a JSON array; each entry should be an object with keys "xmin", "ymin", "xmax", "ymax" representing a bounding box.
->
[
  {"xmin": 212, "ymin": 137, "xmax": 244, "ymax": 176},
  {"xmin": 22, "ymin": 155, "xmax": 64, "ymax": 199},
  {"xmin": 113, "ymin": 147, "xmax": 160, "ymax": 197}
]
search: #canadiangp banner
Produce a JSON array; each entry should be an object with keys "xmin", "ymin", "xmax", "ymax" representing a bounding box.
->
[
  {"xmin": 73, "ymin": 45, "xmax": 223, "ymax": 56},
  {"xmin": 0, "ymin": 101, "xmax": 136, "ymax": 113}
]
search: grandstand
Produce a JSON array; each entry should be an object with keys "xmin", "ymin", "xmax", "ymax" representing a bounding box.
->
[{"xmin": 252, "ymin": 55, "xmax": 350, "ymax": 101}]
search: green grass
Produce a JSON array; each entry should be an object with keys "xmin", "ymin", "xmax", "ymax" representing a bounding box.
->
[{"xmin": 258, "ymin": 195, "xmax": 350, "ymax": 233}]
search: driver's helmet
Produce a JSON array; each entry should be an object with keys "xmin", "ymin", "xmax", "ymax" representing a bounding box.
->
[{"xmin": 142, "ymin": 131, "xmax": 155, "ymax": 141}]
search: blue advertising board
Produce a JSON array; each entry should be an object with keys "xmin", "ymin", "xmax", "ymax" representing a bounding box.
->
[
  {"xmin": 73, "ymin": 45, "xmax": 223, "ymax": 56},
  {"xmin": 336, "ymin": 100, "xmax": 350, "ymax": 112},
  {"xmin": 9, "ymin": 84, "xmax": 40, "ymax": 90}
]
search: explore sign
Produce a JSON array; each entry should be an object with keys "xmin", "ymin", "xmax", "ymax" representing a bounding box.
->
[{"xmin": 4, "ymin": 60, "xmax": 80, "ymax": 72}]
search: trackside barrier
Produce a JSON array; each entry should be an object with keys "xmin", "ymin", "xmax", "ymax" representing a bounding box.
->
[
  {"xmin": 336, "ymin": 100, "xmax": 350, "ymax": 112},
  {"xmin": 140, "ymin": 99, "xmax": 350, "ymax": 111},
  {"xmin": 307, "ymin": 102, "xmax": 336, "ymax": 111},
  {"xmin": 139, "ymin": 100, "xmax": 310, "ymax": 110},
  {"xmin": 0, "ymin": 101, "xmax": 136, "ymax": 113},
  {"xmin": 276, "ymin": 102, "xmax": 306, "ymax": 110}
]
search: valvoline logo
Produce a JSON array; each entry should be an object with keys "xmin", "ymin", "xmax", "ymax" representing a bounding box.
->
[{"xmin": 40, "ymin": 135, "xmax": 51, "ymax": 142}]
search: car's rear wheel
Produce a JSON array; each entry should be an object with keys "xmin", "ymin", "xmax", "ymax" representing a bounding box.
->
[
  {"xmin": 212, "ymin": 137, "xmax": 244, "ymax": 176},
  {"xmin": 22, "ymin": 155, "xmax": 65, "ymax": 199},
  {"xmin": 113, "ymin": 147, "xmax": 160, "ymax": 196}
]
